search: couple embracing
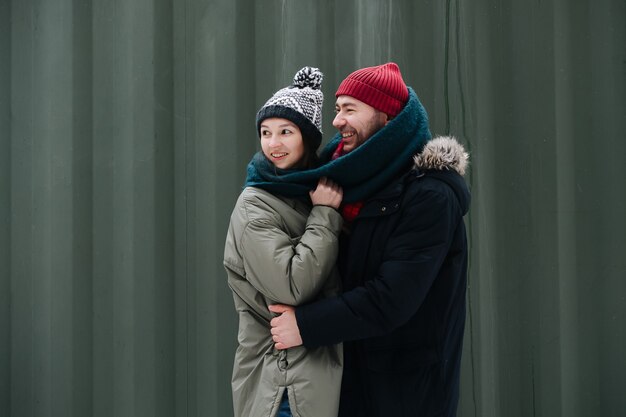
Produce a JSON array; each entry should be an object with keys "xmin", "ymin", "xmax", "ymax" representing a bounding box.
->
[{"xmin": 224, "ymin": 62, "xmax": 470, "ymax": 417}]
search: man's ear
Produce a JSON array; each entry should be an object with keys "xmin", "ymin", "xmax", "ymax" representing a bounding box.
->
[{"xmin": 383, "ymin": 113, "xmax": 392, "ymax": 126}]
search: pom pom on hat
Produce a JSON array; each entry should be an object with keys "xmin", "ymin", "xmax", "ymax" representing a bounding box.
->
[
  {"xmin": 256, "ymin": 66, "xmax": 324, "ymax": 148},
  {"xmin": 335, "ymin": 62, "xmax": 409, "ymax": 117},
  {"xmin": 293, "ymin": 66, "xmax": 323, "ymax": 89}
]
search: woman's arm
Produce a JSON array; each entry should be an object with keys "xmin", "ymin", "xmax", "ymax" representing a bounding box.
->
[{"xmin": 240, "ymin": 179, "xmax": 343, "ymax": 306}]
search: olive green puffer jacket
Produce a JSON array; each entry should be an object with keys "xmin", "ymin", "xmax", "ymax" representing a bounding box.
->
[{"xmin": 224, "ymin": 186, "xmax": 343, "ymax": 417}]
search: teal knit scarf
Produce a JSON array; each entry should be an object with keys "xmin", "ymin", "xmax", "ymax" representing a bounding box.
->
[{"xmin": 244, "ymin": 88, "xmax": 431, "ymax": 203}]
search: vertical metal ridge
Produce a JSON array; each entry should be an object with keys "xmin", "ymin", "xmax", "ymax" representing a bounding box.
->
[
  {"xmin": 70, "ymin": 0, "xmax": 94, "ymax": 415},
  {"xmin": 443, "ymin": 0, "xmax": 451, "ymax": 135},
  {"xmin": 0, "ymin": 0, "xmax": 11, "ymax": 415}
]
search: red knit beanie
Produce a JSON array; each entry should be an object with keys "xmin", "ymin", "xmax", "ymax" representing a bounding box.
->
[{"xmin": 335, "ymin": 62, "xmax": 409, "ymax": 117}]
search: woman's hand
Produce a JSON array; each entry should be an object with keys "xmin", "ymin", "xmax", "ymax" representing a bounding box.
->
[{"xmin": 309, "ymin": 177, "xmax": 343, "ymax": 209}]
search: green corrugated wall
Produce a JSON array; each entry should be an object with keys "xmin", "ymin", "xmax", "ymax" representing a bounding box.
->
[{"xmin": 1, "ymin": 0, "xmax": 624, "ymax": 416}]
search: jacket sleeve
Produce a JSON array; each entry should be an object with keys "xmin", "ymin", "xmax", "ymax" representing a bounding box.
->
[
  {"xmin": 240, "ymin": 204, "xmax": 343, "ymax": 306},
  {"xmin": 296, "ymin": 185, "xmax": 462, "ymax": 348}
]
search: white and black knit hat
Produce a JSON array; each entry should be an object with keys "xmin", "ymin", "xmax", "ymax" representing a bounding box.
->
[{"xmin": 256, "ymin": 67, "xmax": 324, "ymax": 148}]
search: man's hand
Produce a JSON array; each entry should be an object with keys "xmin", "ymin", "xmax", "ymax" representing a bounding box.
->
[{"xmin": 269, "ymin": 304, "xmax": 303, "ymax": 350}]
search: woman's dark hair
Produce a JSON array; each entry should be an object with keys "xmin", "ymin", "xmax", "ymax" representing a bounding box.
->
[{"xmin": 295, "ymin": 133, "xmax": 320, "ymax": 170}]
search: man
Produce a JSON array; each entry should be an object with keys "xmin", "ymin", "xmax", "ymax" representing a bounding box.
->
[{"xmin": 269, "ymin": 62, "xmax": 470, "ymax": 417}]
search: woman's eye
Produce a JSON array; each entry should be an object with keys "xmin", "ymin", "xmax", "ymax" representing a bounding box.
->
[
  {"xmin": 282, "ymin": 129, "xmax": 292, "ymax": 135},
  {"xmin": 261, "ymin": 130, "xmax": 270, "ymax": 136}
]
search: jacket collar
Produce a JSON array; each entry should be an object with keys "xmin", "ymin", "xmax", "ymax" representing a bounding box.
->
[{"xmin": 358, "ymin": 136, "xmax": 470, "ymax": 219}]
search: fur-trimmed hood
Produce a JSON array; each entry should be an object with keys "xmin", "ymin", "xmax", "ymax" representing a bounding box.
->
[
  {"xmin": 412, "ymin": 135, "xmax": 470, "ymax": 215},
  {"xmin": 413, "ymin": 136, "xmax": 469, "ymax": 176}
]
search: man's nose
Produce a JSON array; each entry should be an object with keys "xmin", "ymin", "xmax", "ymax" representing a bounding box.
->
[{"xmin": 333, "ymin": 113, "xmax": 345, "ymax": 129}]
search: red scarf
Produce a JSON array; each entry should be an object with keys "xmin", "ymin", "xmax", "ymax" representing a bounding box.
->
[{"xmin": 332, "ymin": 140, "xmax": 364, "ymax": 223}]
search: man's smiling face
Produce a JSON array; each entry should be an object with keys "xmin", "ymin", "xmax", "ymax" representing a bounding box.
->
[{"xmin": 332, "ymin": 96, "xmax": 389, "ymax": 154}]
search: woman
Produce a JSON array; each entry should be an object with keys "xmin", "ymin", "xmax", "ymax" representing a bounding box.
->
[{"xmin": 224, "ymin": 67, "xmax": 343, "ymax": 417}]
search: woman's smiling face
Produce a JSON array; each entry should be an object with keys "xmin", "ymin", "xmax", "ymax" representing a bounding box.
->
[{"xmin": 260, "ymin": 118, "xmax": 305, "ymax": 169}]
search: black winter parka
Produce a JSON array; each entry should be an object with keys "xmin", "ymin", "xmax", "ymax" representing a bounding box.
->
[{"xmin": 295, "ymin": 136, "xmax": 471, "ymax": 417}]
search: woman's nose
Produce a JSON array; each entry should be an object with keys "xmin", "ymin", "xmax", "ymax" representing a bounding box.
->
[{"xmin": 268, "ymin": 136, "xmax": 280, "ymax": 147}]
